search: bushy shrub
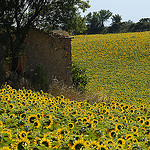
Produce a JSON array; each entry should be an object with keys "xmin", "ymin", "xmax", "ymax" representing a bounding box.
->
[{"xmin": 72, "ymin": 62, "xmax": 88, "ymax": 92}]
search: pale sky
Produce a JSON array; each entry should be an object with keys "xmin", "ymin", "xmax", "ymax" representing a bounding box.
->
[{"xmin": 81, "ymin": 0, "xmax": 150, "ymax": 25}]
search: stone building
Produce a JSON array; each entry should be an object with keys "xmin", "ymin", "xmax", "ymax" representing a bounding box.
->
[{"xmin": 19, "ymin": 28, "xmax": 73, "ymax": 86}]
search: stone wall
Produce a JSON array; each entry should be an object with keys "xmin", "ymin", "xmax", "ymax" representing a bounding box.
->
[{"xmin": 22, "ymin": 28, "xmax": 73, "ymax": 86}]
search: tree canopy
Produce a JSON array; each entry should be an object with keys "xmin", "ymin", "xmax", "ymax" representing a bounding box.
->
[{"xmin": 86, "ymin": 9, "xmax": 112, "ymax": 34}]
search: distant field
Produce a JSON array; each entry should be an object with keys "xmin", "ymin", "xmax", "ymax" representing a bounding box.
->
[{"xmin": 71, "ymin": 32, "xmax": 150, "ymax": 103}]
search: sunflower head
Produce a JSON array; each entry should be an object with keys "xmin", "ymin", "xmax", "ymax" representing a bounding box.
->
[
  {"xmin": 40, "ymin": 138, "xmax": 51, "ymax": 148},
  {"xmin": 72, "ymin": 139, "xmax": 87, "ymax": 150}
]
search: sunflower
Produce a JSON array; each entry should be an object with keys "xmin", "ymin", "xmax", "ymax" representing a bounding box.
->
[
  {"xmin": 99, "ymin": 115, "xmax": 104, "ymax": 121},
  {"xmin": 125, "ymin": 134, "xmax": 134, "ymax": 141},
  {"xmin": 37, "ymin": 113, "xmax": 42, "ymax": 119},
  {"xmin": 40, "ymin": 137, "xmax": 52, "ymax": 148},
  {"xmin": 115, "ymin": 144, "xmax": 123, "ymax": 149},
  {"xmin": 17, "ymin": 138, "xmax": 30, "ymax": 149},
  {"xmin": 105, "ymin": 139, "xmax": 115, "ymax": 147},
  {"xmin": 141, "ymin": 116, "xmax": 146, "ymax": 120},
  {"xmin": 43, "ymin": 115, "xmax": 53, "ymax": 129},
  {"xmin": 6, "ymin": 84, "xmax": 11, "ymax": 90},
  {"xmin": 111, "ymin": 105, "xmax": 116, "ymax": 110},
  {"xmin": 108, "ymin": 115, "xmax": 114, "ymax": 120},
  {"xmin": 82, "ymin": 117, "xmax": 88, "ymax": 123},
  {"xmin": 9, "ymin": 113, "xmax": 16, "ymax": 119},
  {"xmin": 144, "ymin": 119, "xmax": 150, "ymax": 127},
  {"xmin": 144, "ymin": 140, "xmax": 150, "ymax": 148},
  {"xmin": 139, "ymin": 119, "xmax": 145, "ymax": 126},
  {"xmin": 9, "ymin": 103, "xmax": 14, "ymax": 109},
  {"xmin": 102, "ymin": 108, "xmax": 107, "ymax": 114},
  {"xmin": 27, "ymin": 115, "xmax": 37, "ymax": 123},
  {"xmin": 60, "ymin": 95, "xmax": 65, "ymax": 100},
  {"xmin": 71, "ymin": 110, "xmax": 78, "ymax": 116},
  {"xmin": 121, "ymin": 115, "xmax": 126, "ymax": 120},
  {"xmin": 99, "ymin": 144, "xmax": 108, "ymax": 150},
  {"xmin": 76, "ymin": 118, "xmax": 82, "ymax": 126},
  {"xmin": 57, "ymin": 127, "xmax": 70, "ymax": 139},
  {"xmin": 102, "ymin": 102, "xmax": 106, "ymax": 107},
  {"xmin": 68, "ymin": 123, "xmax": 74, "ymax": 129},
  {"xmin": 132, "ymin": 138, "xmax": 138, "ymax": 144},
  {"xmin": 109, "ymin": 130, "xmax": 117, "ymax": 138},
  {"xmin": 93, "ymin": 102, "xmax": 98, "ymax": 108},
  {"xmin": 21, "ymin": 113, "xmax": 27, "ymax": 119},
  {"xmin": 130, "ymin": 108, "xmax": 135, "ymax": 113},
  {"xmin": 19, "ymin": 131, "xmax": 28, "ymax": 140},
  {"xmin": 117, "ymin": 138, "xmax": 125, "ymax": 145},
  {"xmin": 86, "ymin": 122, "xmax": 93, "ymax": 129},
  {"xmin": 0, "ymin": 121, "xmax": 3, "ymax": 127},
  {"xmin": 116, "ymin": 123, "xmax": 123, "ymax": 131},
  {"xmin": 88, "ymin": 140, "xmax": 101, "ymax": 150},
  {"xmin": 92, "ymin": 119, "xmax": 98, "ymax": 128},
  {"xmin": 136, "ymin": 116, "xmax": 141, "ymax": 121},
  {"xmin": 34, "ymin": 120, "xmax": 41, "ymax": 128},
  {"xmin": 72, "ymin": 139, "xmax": 87, "ymax": 150},
  {"xmin": 131, "ymin": 126, "xmax": 138, "ymax": 133},
  {"xmin": 34, "ymin": 137, "xmax": 41, "ymax": 146}
]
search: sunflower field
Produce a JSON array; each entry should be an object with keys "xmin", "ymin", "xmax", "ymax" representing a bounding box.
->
[
  {"xmin": 0, "ymin": 31, "xmax": 150, "ymax": 150},
  {"xmin": 0, "ymin": 83, "xmax": 150, "ymax": 150},
  {"xmin": 71, "ymin": 31, "xmax": 150, "ymax": 104}
]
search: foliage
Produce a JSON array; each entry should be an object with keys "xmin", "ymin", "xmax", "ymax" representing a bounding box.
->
[
  {"xmin": 72, "ymin": 62, "xmax": 88, "ymax": 92},
  {"xmin": 85, "ymin": 10, "xmax": 112, "ymax": 34},
  {"xmin": 71, "ymin": 31, "xmax": 150, "ymax": 102},
  {"xmin": 84, "ymin": 9, "xmax": 150, "ymax": 34},
  {"xmin": 0, "ymin": 0, "xmax": 90, "ymax": 72},
  {"xmin": 111, "ymin": 14, "xmax": 122, "ymax": 24},
  {"xmin": 107, "ymin": 18, "xmax": 150, "ymax": 33},
  {"xmin": 0, "ymin": 84, "xmax": 150, "ymax": 149}
]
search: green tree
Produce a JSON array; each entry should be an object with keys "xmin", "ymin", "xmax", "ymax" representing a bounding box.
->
[
  {"xmin": 139, "ymin": 18, "xmax": 150, "ymax": 23},
  {"xmin": 0, "ymin": 0, "xmax": 90, "ymax": 73},
  {"xmin": 99, "ymin": 9, "xmax": 112, "ymax": 28},
  {"xmin": 86, "ymin": 9, "xmax": 112, "ymax": 34},
  {"xmin": 86, "ymin": 12, "xmax": 102, "ymax": 34},
  {"xmin": 111, "ymin": 14, "xmax": 122, "ymax": 24}
]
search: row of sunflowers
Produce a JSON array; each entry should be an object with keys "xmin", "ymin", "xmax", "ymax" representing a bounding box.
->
[{"xmin": 0, "ymin": 83, "xmax": 150, "ymax": 149}]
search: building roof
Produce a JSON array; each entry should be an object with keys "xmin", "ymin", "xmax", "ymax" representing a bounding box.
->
[{"xmin": 30, "ymin": 27, "xmax": 73, "ymax": 39}]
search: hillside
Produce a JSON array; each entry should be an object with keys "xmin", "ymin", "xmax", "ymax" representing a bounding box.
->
[{"xmin": 71, "ymin": 31, "xmax": 150, "ymax": 104}]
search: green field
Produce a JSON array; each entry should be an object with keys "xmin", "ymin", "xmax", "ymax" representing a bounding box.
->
[{"xmin": 71, "ymin": 32, "xmax": 150, "ymax": 104}]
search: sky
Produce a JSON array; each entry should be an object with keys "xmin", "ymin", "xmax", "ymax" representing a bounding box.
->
[{"xmin": 81, "ymin": 0, "xmax": 150, "ymax": 26}]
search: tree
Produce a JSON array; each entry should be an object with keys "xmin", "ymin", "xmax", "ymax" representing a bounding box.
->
[
  {"xmin": 98, "ymin": 9, "xmax": 112, "ymax": 28},
  {"xmin": 86, "ymin": 12, "xmax": 102, "ymax": 34},
  {"xmin": 86, "ymin": 9, "xmax": 112, "ymax": 34},
  {"xmin": 139, "ymin": 18, "xmax": 150, "ymax": 23},
  {"xmin": 111, "ymin": 14, "xmax": 122, "ymax": 24},
  {"xmin": 0, "ymin": 0, "xmax": 90, "ymax": 73},
  {"xmin": 108, "ymin": 14, "xmax": 122, "ymax": 33}
]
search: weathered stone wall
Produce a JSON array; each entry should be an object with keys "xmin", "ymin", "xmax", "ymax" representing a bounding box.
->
[{"xmin": 23, "ymin": 28, "xmax": 73, "ymax": 86}]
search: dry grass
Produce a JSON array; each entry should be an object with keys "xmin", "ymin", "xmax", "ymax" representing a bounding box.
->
[{"xmin": 48, "ymin": 79, "xmax": 109, "ymax": 104}]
